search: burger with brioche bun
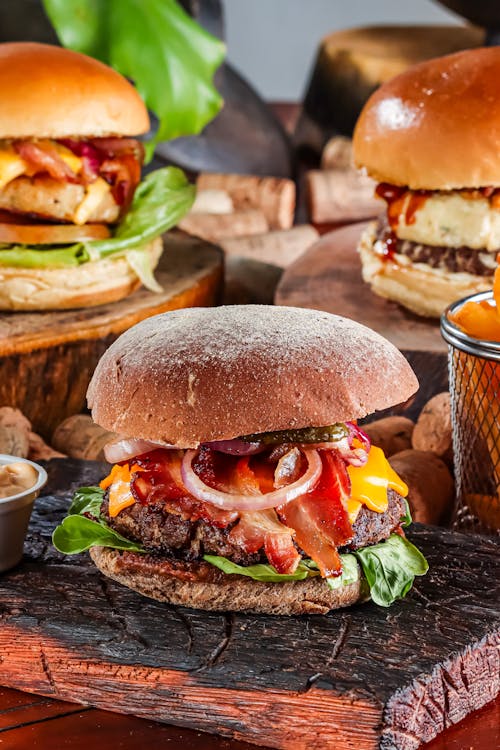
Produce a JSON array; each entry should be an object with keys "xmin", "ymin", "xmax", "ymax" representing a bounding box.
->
[
  {"xmin": 53, "ymin": 305, "xmax": 428, "ymax": 615},
  {"xmin": 353, "ymin": 47, "xmax": 500, "ymax": 318},
  {"xmin": 0, "ymin": 42, "xmax": 194, "ymax": 310}
]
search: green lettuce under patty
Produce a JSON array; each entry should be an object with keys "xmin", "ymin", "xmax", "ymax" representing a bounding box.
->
[
  {"xmin": 0, "ymin": 167, "xmax": 195, "ymax": 271},
  {"xmin": 52, "ymin": 486, "xmax": 428, "ymax": 608}
]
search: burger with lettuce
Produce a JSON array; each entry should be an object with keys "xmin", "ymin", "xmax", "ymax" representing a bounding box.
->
[
  {"xmin": 0, "ymin": 42, "xmax": 194, "ymax": 310},
  {"xmin": 53, "ymin": 305, "xmax": 428, "ymax": 615}
]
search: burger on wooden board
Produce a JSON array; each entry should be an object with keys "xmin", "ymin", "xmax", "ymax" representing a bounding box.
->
[
  {"xmin": 52, "ymin": 305, "xmax": 428, "ymax": 615},
  {"xmin": 353, "ymin": 47, "xmax": 500, "ymax": 318},
  {"xmin": 0, "ymin": 42, "xmax": 194, "ymax": 310}
]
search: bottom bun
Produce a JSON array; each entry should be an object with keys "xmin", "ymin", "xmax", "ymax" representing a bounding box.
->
[
  {"xmin": 90, "ymin": 547, "xmax": 370, "ymax": 615},
  {"xmin": 0, "ymin": 237, "xmax": 163, "ymax": 310},
  {"xmin": 359, "ymin": 223, "xmax": 492, "ymax": 319}
]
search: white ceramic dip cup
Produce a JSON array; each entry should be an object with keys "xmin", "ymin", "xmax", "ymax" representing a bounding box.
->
[{"xmin": 0, "ymin": 454, "xmax": 48, "ymax": 573}]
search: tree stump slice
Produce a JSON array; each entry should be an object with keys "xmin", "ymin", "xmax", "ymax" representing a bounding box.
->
[
  {"xmin": 0, "ymin": 232, "xmax": 223, "ymax": 439},
  {"xmin": 0, "ymin": 460, "xmax": 498, "ymax": 750},
  {"xmin": 275, "ymin": 223, "xmax": 449, "ymax": 419}
]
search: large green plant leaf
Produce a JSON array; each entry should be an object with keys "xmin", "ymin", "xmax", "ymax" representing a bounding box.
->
[{"xmin": 43, "ymin": 0, "xmax": 225, "ymax": 156}]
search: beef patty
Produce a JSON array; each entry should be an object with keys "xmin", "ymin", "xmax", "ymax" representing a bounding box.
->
[
  {"xmin": 375, "ymin": 220, "xmax": 497, "ymax": 276},
  {"xmin": 102, "ymin": 490, "xmax": 406, "ymax": 566}
]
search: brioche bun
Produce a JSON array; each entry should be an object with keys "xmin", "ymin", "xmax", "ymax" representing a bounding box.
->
[
  {"xmin": 0, "ymin": 237, "xmax": 162, "ymax": 310},
  {"xmin": 0, "ymin": 42, "xmax": 149, "ymax": 138},
  {"xmin": 87, "ymin": 305, "xmax": 418, "ymax": 446},
  {"xmin": 89, "ymin": 547, "xmax": 369, "ymax": 615},
  {"xmin": 353, "ymin": 47, "xmax": 500, "ymax": 190},
  {"xmin": 359, "ymin": 223, "xmax": 491, "ymax": 318}
]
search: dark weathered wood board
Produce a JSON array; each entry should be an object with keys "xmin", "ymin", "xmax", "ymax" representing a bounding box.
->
[
  {"xmin": 0, "ymin": 460, "xmax": 498, "ymax": 750},
  {"xmin": 275, "ymin": 223, "xmax": 449, "ymax": 419},
  {"xmin": 0, "ymin": 232, "xmax": 223, "ymax": 439}
]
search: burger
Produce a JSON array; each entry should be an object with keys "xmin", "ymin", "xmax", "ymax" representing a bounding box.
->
[
  {"xmin": 0, "ymin": 42, "xmax": 194, "ymax": 310},
  {"xmin": 52, "ymin": 305, "xmax": 428, "ymax": 615},
  {"xmin": 353, "ymin": 47, "xmax": 500, "ymax": 319}
]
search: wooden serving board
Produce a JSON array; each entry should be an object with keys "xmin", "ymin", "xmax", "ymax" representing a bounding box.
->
[
  {"xmin": 0, "ymin": 459, "xmax": 498, "ymax": 750},
  {"xmin": 0, "ymin": 232, "xmax": 223, "ymax": 439},
  {"xmin": 275, "ymin": 223, "xmax": 448, "ymax": 418}
]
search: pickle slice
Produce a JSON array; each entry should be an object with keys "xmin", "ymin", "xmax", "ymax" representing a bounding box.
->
[{"xmin": 241, "ymin": 423, "xmax": 348, "ymax": 445}]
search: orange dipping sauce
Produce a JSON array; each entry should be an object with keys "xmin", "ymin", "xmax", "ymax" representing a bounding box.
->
[{"xmin": 450, "ymin": 265, "xmax": 500, "ymax": 341}]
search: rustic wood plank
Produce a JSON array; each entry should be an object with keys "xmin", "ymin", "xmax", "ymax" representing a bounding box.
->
[
  {"xmin": 0, "ymin": 232, "xmax": 223, "ymax": 439},
  {"xmin": 0, "ymin": 460, "xmax": 498, "ymax": 750}
]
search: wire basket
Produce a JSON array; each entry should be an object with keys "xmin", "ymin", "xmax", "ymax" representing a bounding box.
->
[{"xmin": 441, "ymin": 291, "xmax": 500, "ymax": 535}]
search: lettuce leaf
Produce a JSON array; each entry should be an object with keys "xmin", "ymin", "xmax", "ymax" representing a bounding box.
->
[
  {"xmin": 203, "ymin": 554, "xmax": 361, "ymax": 589},
  {"xmin": 52, "ymin": 515, "xmax": 146, "ymax": 554},
  {"xmin": 202, "ymin": 556, "xmax": 320, "ymax": 583},
  {"xmin": 53, "ymin": 485, "xmax": 146, "ymax": 554},
  {"xmin": 0, "ymin": 167, "xmax": 195, "ymax": 268},
  {"xmin": 42, "ymin": 0, "xmax": 225, "ymax": 158},
  {"xmin": 68, "ymin": 486, "xmax": 104, "ymax": 516},
  {"xmin": 204, "ymin": 536, "xmax": 428, "ymax": 607},
  {"xmin": 354, "ymin": 534, "xmax": 429, "ymax": 607}
]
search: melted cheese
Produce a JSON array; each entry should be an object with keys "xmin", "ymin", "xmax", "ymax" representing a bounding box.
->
[
  {"xmin": 0, "ymin": 142, "xmax": 82, "ymax": 191},
  {"xmin": 0, "ymin": 148, "xmax": 27, "ymax": 190},
  {"xmin": 54, "ymin": 143, "xmax": 82, "ymax": 173},
  {"xmin": 347, "ymin": 446, "xmax": 408, "ymax": 523},
  {"xmin": 393, "ymin": 192, "xmax": 500, "ymax": 251},
  {"xmin": 100, "ymin": 463, "xmax": 142, "ymax": 518},
  {"xmin": 72, "ymin": 177, "xmax": 111, "ymax": 225}
]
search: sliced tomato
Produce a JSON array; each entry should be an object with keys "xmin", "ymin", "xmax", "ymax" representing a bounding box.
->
[
  {"xmin": 277, "ymin": 451, "xmax": 353, "ymax": 577},
  {"xmin": 0, "ymin": 221, "xmax": 110, "ymax": 244}
]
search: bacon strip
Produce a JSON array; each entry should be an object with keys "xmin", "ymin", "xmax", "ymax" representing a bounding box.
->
[
  {"xmin": 278, "ymin": 451, "xmax": 353, "ymax": 577},
  {"xmin": 229, "ymin": 509, "xmax": 300, "ymax": 574},
  {"xmin": 14, "ymin": 140, "xmax": 78, "ymax": 182}
]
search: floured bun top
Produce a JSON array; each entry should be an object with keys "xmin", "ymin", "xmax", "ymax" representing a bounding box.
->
[
  {"xmin": 0, "ymin": 42, "xmax": 149, "ymax": 138},
  {"xmin": 353, "ymin": 47, "xmax": 500, "ymax": 190},
  {"xmin": 87, "ymin": 305, "xmax": 418, "ymax": 447}
]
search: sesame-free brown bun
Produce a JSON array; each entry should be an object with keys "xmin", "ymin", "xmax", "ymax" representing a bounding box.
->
[
  {"xmin": 0, "ymin": 42, "xmax": 149, "ymax": 138},
  {"xmin": 89, "ymin": 547, "xmax": 369, "ymax": 615},
  {"xmin": 87, "ymin": 305, "xmax": 418, "ymax": 446},
  {"xmin": 353, "ymin": 47, "xmax": 500, "ymax": 190}
]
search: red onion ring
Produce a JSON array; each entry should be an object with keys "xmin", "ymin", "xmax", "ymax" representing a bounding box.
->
[
  {"xmin": 181, "ymin": 448, "xmax": 322, "ymax": 511},
  {"xmin": 202, "ymin": 439, "xmax": 264, "ymax": 455},
  {"xmin": 104, "ymin": 438, "xmax": 177, "ymax": 464}
]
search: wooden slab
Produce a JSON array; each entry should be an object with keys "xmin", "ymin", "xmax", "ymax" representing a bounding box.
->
[
  {"xmin": 0, "ymin": 232, "xmax": 223, "ymax": 439},
  {"xmin": 275, "ymin": 223, "xmax": 449, "ymax": 419},
  {"xmin": 0, "ymin": 459, "xmax": 498, "ymax": 750}
]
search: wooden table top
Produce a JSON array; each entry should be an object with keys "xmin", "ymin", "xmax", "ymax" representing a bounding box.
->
[{"xmin": 0, "ymin": 685, "xmax": 498, "ymax": 748}]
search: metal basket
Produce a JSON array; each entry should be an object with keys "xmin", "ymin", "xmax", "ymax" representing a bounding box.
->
[{"xmin": 441, "ymin": 291, "xmax": 500, "ymax": 535}]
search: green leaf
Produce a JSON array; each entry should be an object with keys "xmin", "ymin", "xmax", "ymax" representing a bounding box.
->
[
  {"xmin": 90, "ymin": 167, "xmax": 196, "ymax": 258},
  {"xmin": 203, "ymin": 556, "xmax": 320, "ymax": 583},
  {"xmin": 0, "ymin": 244, "xmax": 89, "ymax": 268},
  {"xmin": 68, "ymin": 486, "xmax": 104, "ymax": 517},
  {"xmin": 401, "ymin": 498, "xmax": 413, "ymax": 528},
  {"xmin": 52, "ymin": 515, "xmax": 145, "ymax": 554},
  {"xmin": 323, "ymin": 555, "xmax": 360, "ymax": 591},
  {"xmin": 43, "ymin": 0, "xmax": 225, "ymax": 156},
  {"xmin": 354, "ymin": 534, "xmax": 428, "ymax": 607},
  {"xmin": 203, "ymin": 554, "xmax": 361, "ymax": 589},
  {"xmin": 0, "ymin": 168, "xmax": 195, "ymax": 268}
]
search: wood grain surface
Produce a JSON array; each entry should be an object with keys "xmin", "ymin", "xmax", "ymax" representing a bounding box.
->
[
  {"xmin": 0, "ymin": 459, "xmax": 498, "ymax": 750},
  {"xmin": 0, "ymin": 232, "xmax": 223, "ymax": 439}
]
